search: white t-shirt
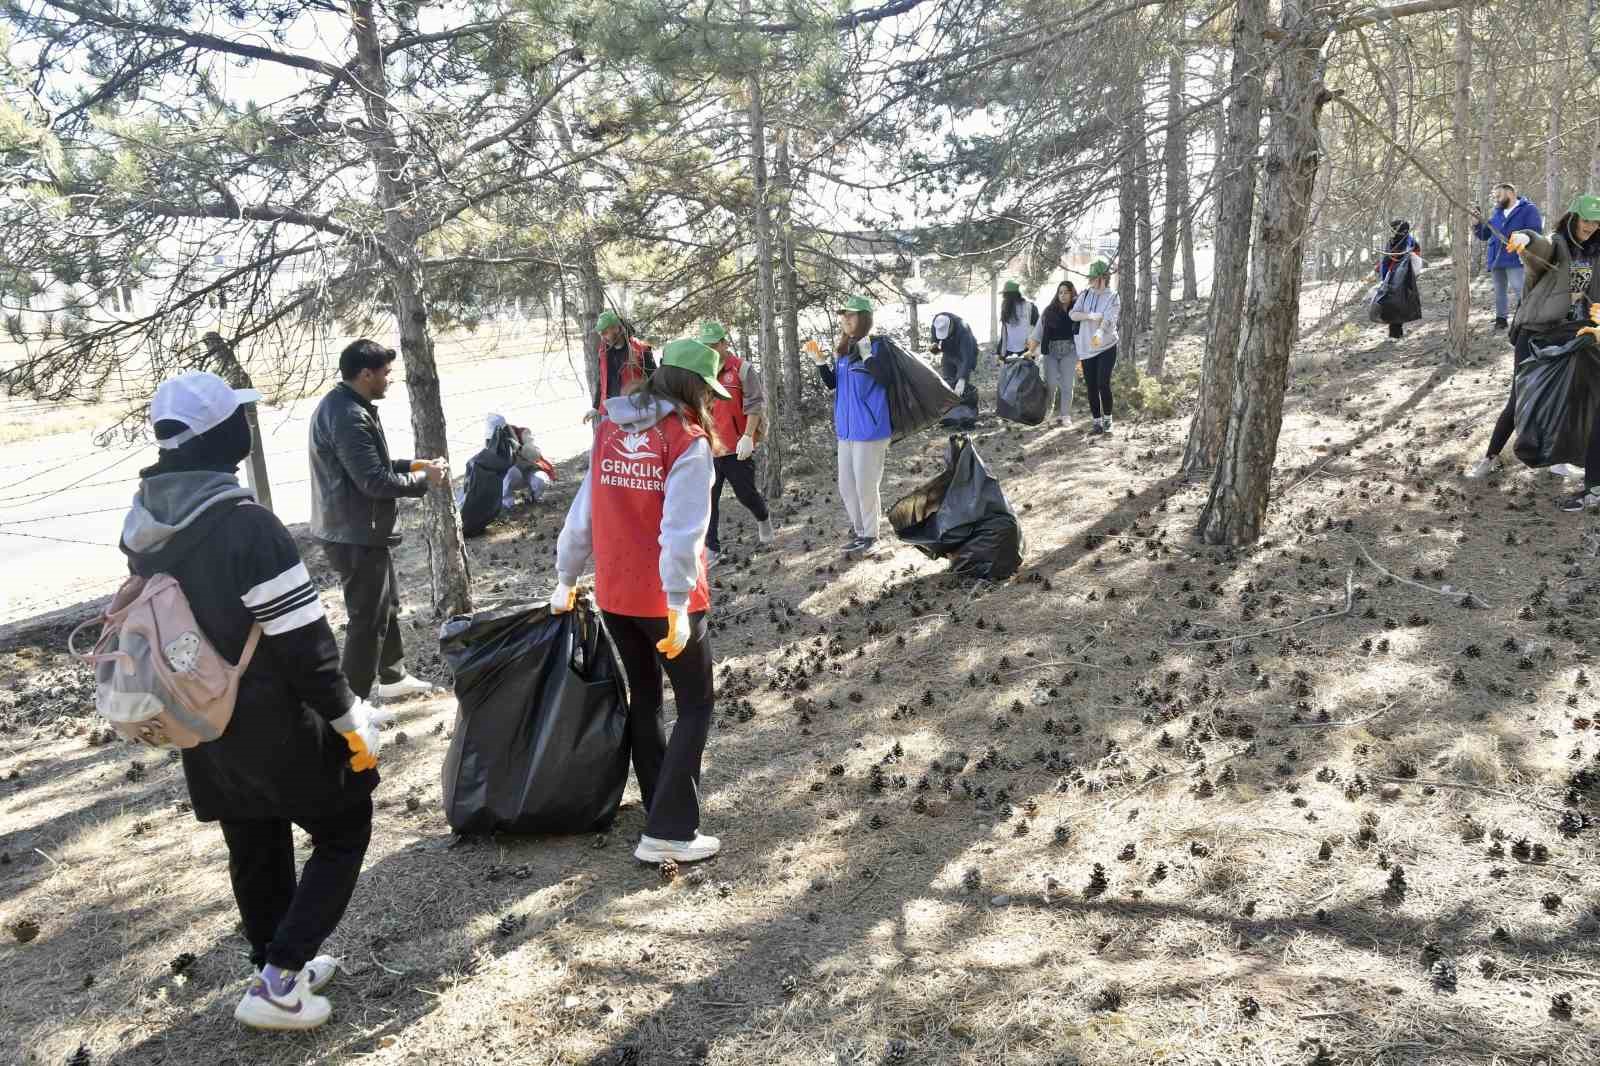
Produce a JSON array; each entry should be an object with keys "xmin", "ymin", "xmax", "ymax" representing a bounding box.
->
[{"xmin": 1000, "ymin": 301, "xmax": 1035, "ymax": 354}]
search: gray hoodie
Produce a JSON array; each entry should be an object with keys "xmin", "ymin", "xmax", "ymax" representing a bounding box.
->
[
  {"xmin": 121, "ymin": 471, "xmax": 256, "ymax": 555},
  {"xmin": 556, "ymin": 395, "xmax": 714, "ymax": 612}
]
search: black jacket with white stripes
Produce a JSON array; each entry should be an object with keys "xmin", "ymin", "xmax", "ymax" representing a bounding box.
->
[{"xmin": 121, "ymin": 471, "xmax": 375, "ymax": 822}]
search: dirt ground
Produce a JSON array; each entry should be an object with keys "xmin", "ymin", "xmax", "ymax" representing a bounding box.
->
[{"xmin": 3, "ymin": 265, "xmax": 1599, "ymax": 1066}]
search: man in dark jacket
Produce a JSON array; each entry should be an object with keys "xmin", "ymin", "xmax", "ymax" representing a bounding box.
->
[
  {"xmin": 1472, "ymin": 183, "xmax": 1543, "ymax": 329},
  {"xmin": 123, "ymin": 371, "xmax": 382, "ymax": 1031},
  {"xmin": 929, "ymin": 312, "xmax": 979, "ymax": 425},
  {"xmin": 310, "ymin": 340, "xmax": 444, "ymax": 702}
]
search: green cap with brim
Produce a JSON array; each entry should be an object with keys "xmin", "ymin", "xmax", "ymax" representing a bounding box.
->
[
  {"xmin": 837, "ymin": 295, "xmax": 873, "ymax": 313},
  {"xmin": 696, "ymin": 320, "xmax": 729, "ymax": 345},
  {"xmin": 1003, "ymin": 280, "xmax": 1022, "ymax": 294},
  {"xmin": 596, "ymin": 310, "xmax": 622, "ymax": 331},
  {"xmin": 662, "ymin": 338, "xmax": 731, "ymax": 399},
  {"xmin": 1087, "ymin": 260, "xmax": 1111, "ymax": 278},
  {"xmin": 1572, "ymin": 195, "xmax": 1600, "ymax": 222}
]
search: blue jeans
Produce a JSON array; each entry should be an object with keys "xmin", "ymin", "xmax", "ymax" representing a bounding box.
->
[{"xmin": 1492, "ymin": 265, "xmax": 1524, "ymax": 320}]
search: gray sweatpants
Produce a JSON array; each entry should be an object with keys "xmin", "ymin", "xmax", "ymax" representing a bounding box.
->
[
  {"xmin": 1040, "ymin": 347, "xmax": 1076, "ymax": 417},
  {"xmin": 837, "ymin": 438, "xmax": 890, "ymax": 540}
]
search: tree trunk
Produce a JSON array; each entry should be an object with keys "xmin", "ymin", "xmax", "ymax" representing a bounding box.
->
[
  {"xmin": 1196, "ymin": 0, "xmax": 1330, "ymax": 546},
  {"xmin": 1149, "ymin": 53, "xmax": 1185, "ymax": 377},
  {"xmin": 744, "ymin": 16, "xmax": 783, "ymax": 499},
  {"xmin": 1449, "ymin": 3, "xmax": 1473, "ymax": 360},
  {"xmin": 203, "ymin": 331, "xmax": 272, "ymax": 513},
  {"xmin": 1473, "ymin": 43, "xmax": 1494, "ymax": 280},
  {"xmin": 1546, "ymin": 75, "xmax": 1562, "ymax": 216},
  {"xmin": 1134, "ymin": 128, "xmax": 1155, "ymax": 335},
  {"xmin": 1118, "ymin": 118, "xmax": 1141, "ymax": 372},
  {"xmin": 349, "ymin": 0, "xmax": 470, "ymax": 617},
  {"xmin": 1180, "ymin": 186, "xmax": 1199, "ymax": 301},
  {"xmin": 774, "ymin": 129, "xmax": 804, "ymax": 411},
  {"xmin": 988, "ymin": 270, "xmax": 999, "ymax": 350},
  {"xmin": 578, "ymin": 243, "xmax": 605, "ymax": 401},
  {"xmin": 1182, "ymin": 0, "xmax": 1267, "ymax": 475}
]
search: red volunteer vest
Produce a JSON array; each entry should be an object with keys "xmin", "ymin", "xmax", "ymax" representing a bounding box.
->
[
  {"xmin": 710, "ymin": 355, "xmax": 747, "ymax": 457},
  {"xmin": 590, "ymin": 412, "xmax": 712, "ymax": 618},
  {"xmin": 596, "ymin": 337, "xmax": 652, "ymax": 405}
]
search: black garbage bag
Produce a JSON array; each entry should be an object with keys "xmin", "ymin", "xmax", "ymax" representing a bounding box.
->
[
  {"xmin": 995, "ymin": 357, "xmax": 1049, "ymax": 425},
  {"xmin": 438, "ymin": 599, "xmax": 628, "ymax": 835},
  {"xmin": 940, "ymin": 402, "xmax": 978, "ymax": 429},
  {"xmin": 1514, "ymin": 332, "xmax": 1600, "ymax": 469},
  {"xmin": 889, "ymin": 435, "xmax": 1024, "ymax": 580},
  {"xmin": 459, "ymin": 426, "xmax": 517, "ymax": 538},
  {"xmin": 1368, "ymin": 254, "xmax": 1422, "ymax": 325},
  {"xmin": 864, "ymin": 338, "xmax": 960, "ymax": 440}
]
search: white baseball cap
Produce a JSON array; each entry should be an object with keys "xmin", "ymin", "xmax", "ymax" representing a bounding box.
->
[
  {"xmin": 150, "ymin": 371, "xmax": 260, "ymax": 449},
  {"xmin": 933, "ymin": 314, "xmax": 952, "ymax": 340}
]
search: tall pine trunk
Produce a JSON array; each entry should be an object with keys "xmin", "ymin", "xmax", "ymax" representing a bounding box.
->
[
  {"xmin": 1180, "ymin": 187, "xmax": 1199, "ymax": 301},
  {"xmin": 1196, "ymin": 0, "xmax": 1331, "ymax": 545},
  {"xmin": 1135, "ymin": 130, "xmax": 1155, "ymax": 336},
  {"xmin": 1148, "ymin": 53, "xmax": 1185, "ymax": 377},
  {"xmin": 775, "ymin": 129, "xmax": 803, "ymax": 412},
  {"xmin": 1473, "ymin": 49, "xmax": 1494, "ymax": 282},
  {"xmin": 350, "ymin": 0, "xmax": 470, "ymax": 616},
  {"xmin": 1182, "ymin": 0, "xmax": 1267, "ymax": 475},
  {"xmin": 1449, "ymin": 3, "xmax": 1473, "ymax": 360},
  {"xmin": 1117, "ymin": 116, "xmax": 1141, "ymax": 371},
  {"xmin": 744, "ymin": 33, "xmax": 784, "ymax": 499}
]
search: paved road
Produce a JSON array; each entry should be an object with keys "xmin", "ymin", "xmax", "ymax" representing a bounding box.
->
[{"xmin": 0, "ymin": 344, "xmax": 595, "ymax": 628}]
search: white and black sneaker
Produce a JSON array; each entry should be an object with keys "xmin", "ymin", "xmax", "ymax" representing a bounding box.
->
[
  {"xmin": 1463, "ymin": 457, "xmax": 1498, "ymax": 479},
  {"xmin": 1550, "ymin": 463, "xmax": 1586, "ymax": 479},
  {"xmin": 840, "ymin": 536, "xmax": 866, "ymax": 554},
  {"xmin": 1557, "ymin": 488, "xmax": 1600, "ymax": 513}
]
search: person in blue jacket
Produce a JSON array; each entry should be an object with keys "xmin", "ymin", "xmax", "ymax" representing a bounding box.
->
[
  {"xmin": 1376, "ymin": 220, "xmax": 1422, "ymax": 340},
  {"xmin": 1472, "ymin": 183, "xmax": 1543, "ymax": 330},
  {"xmin": 815, "ymin": 295, "xmax": 892, "ymax": 557}
]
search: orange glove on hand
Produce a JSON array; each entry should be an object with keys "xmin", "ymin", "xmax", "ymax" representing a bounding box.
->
[
  {"xmin": 550, "ymin": 581, "xmax": 577, "ymax": 614},
  {"xmin": 334, "ymin": 700, "xmax": 382, "ymax": 772},
  {"xmin": 1505, "ymin": 232, "xmax": 1531, "ymax": 256},
  {"xmin": 656, "ymin": 609, "xmax": 691, "ymax": 659}
]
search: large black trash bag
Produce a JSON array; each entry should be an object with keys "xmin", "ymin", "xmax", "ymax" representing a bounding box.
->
[
  {"xmin": 995, "ymin": 357, "xmax": 1049, "ymax": 425},
  {"xmin": 889, "ymin": 435, "xmax": 1024, "ymax": 580},
  {"xmin": 438, "ymin": 599, "xmax": 629, "ymax": 835},
  {"xmin": 459, "ymin": 426, "xmax": 517, "ymax": 538},
  {"xmin": 940, "ymin": 402, "xmax": 978, "ymax": 429},
  {"xmin": 864, "ymin": 338, "xmax": 960, "ymax": 439},
  {"xmin": 1368, "ymin": 253, "xmax": 1422, "ymax": 325},
  {"xmin": 1514, "ymin": 333, "xmax": 1600, "ymax": 469}
]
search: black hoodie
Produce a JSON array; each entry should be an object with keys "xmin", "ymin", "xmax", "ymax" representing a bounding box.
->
[{"xmin": 120, "ymin": 469, "xmax": 373, "ymax": 822}]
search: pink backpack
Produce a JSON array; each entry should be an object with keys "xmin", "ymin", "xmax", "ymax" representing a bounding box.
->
[{"xmin": 69, "ymin": 573, "xmax": 260, "ymax": 748}]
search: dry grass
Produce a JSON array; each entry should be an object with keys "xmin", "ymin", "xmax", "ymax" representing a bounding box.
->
[{"xmin": 3, "ymin": 266, "xmax": 1600, "ymax": 1065}]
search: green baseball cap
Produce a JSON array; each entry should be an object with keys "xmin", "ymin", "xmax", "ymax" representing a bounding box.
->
[
  {"xmin": 595, "ymin": 309, "xmax": 621, "ymax": 331},
  {"xmin": 1087, "ymin": 260, "xmax": 1111, "ymax": 278},
  {"xmin": 1002, "ymin": 279, "xmax": 1022, "ymax": 294},
  {"xmin": 695, "ymin": 320, "xmax": 729, "ymax": 345},
  {"xmin": 837, "ymin": 295, "xmax": 873, "ymax": 313},
  {"xmin": 1572, "ymin": 194, "xmax": 1600, "ymax": 222},
  {"xmin": 662, "ymin": 338, "xmax": 731, "ymax": 399}
]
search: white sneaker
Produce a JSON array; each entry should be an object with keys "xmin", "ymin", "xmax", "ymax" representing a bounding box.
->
[
  {"xmin": 259, "ymin": 955, "xmax": 338, "ymax": 994},
  {"xmin": 757, "ymin": 520, "xmax": 775, "ymax": 545},
  {"xmin": 1056, "ymin": 416, "xmax": 1070, "ymax": 429},
  {"xmin": 1551, "ymin": 463, "xmax": 1586, "ymax": 479},
  {"xmin": 374, "ymin": 674, "xmax": 435, "ymax": 701},
  {"xmin": 234, "ymin": 968, "xmax": 332, "ymax": 1031},
  {"xmin": 1463, "ymin": 457, "xmax": 1497, "ymax": 479},
  {"xmin": 634, "ymin": 832, "xmax": 722, "ymax": 863},
  {"xmin": 706, "ymin": 550, "xmax": 722, "ymax": 570}
]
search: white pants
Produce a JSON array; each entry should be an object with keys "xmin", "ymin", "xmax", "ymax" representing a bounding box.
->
[
  {"xmin": 501, "ymin": 467, "xmax": 550, "ymax": 509},
  {"xmin": 837, "ymin": 438, "xmax": 890, "ymax": 540}
]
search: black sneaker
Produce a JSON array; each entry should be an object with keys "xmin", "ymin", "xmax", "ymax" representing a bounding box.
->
[
  {"xmin": 841, "ymin": 536, "xmax": 866, "ymax": 553},
  {"xmin": 1558, "ymin": 489, "xmax": 1600, "ymax": 513},
  {"xmin": 848, "ymin": 538, "xmax": 878, "ymax": 557},
  {"xmin": 1493, "ymin": 317, "xmax": 1508, "ymax": 330}
]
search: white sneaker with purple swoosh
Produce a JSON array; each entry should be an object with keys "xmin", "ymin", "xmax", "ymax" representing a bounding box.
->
[{"xmin": 234, "ymin": 964, "xmax": 332, "ymax": 1031}]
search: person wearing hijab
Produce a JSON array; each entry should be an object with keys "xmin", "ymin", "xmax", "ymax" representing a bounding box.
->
[
  {"xmin": 1469, "ymin": 195, "xmax": 1600, "ymax": 512},
  {"xmin": 121, "ymin": 372, "xmax": 380, "ymax": 1031},
  {"xmin": 1376, "ymin": 220, "xmax": 1423, "ymax": 340}
]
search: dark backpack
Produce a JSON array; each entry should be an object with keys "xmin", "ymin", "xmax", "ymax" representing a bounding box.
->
[{"xmin": 460, "ymin": 425, "xmax": 517, "ymax": 538}]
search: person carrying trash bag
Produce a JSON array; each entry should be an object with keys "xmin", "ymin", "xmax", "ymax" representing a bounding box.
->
[
  {"xmin": 1372, "ymin": 220, "xmax": 1424, "ymax": 340},
  {"xmin": 1467, "ymin": 194, "xmax": 1600, "ymax": 505},
  {"xmin": 1071, "ymin": 260, "xmax": 1121, "ymax": 435},
  {"xmin": 813, "ymin": 295, "xmax": 893, "ymax": 558},
  {"xmin": 118, "ymin": 372, "xmax": 381, "ymax": 1032},
  {"xmin": 552, "ymin": 338, "xmax": 725, "ymax": 864},
  {"xmin": 697, "ymin": 320, "xmax": 773, "ymax": 569},
  {"xmin": 929, "ymin": 312, "xmax": 979, "ymax": 427}
]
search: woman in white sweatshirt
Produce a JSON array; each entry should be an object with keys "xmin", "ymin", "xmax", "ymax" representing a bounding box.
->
[{"xmin": 1070, "ymin": 260, "xmax": 1121, "ymax": 436}]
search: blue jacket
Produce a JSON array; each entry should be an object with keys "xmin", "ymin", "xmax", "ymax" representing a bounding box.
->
[
  {"xmin": 1473, "ymin": 198, "xmax": 1543, "ymax": 271},
  {"xmin": 818, "ymin": 339, "xmax": 892, "ymax": 442}
]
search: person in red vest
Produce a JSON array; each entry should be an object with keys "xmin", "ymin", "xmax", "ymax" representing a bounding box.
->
[
  {"xmin": 696, "ymin": 320, "xmax": 774, "ymax": 568},
  {"xmin": 552, "ymin": 338, "xmax": 726, "ymax": 864},
  {"xmin": 585, "ymin": 310, "xmax": 657, "ymax": 422}
]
